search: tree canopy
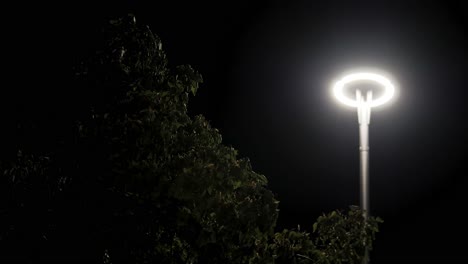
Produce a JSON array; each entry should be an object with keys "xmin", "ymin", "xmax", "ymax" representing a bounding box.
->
[{"xmin": 0, "ymin": 14, "xmax": 381, "ymax": 263}]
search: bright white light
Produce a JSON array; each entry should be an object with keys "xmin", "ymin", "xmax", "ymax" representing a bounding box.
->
[{"xmin": 333, "ymin": 72, "xmax": 395, "ymax": 107}]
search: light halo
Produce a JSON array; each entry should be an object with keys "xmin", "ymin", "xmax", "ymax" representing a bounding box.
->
[{"xmin": 333, "ymin": 72, "xmax": 395, "ymax": 107}]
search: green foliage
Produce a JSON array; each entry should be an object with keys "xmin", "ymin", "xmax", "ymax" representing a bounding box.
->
[
  {"xmin": 73, "ymin": 14, "xmax": 279, "ymax": 263},
  {"xmin": 251, "ymin": 207, "xmax": 382, "ymax": 264},
  {"xmin": 312, "ymin": 207, "xmax": 383, "ymax": 264},
  {"xmin": 267, "ymin": 228, "xmax": 317, "ymax": 264},
  {"xmin": 1, "ymin": 14, "xmax": 382, "ymax": 263}
]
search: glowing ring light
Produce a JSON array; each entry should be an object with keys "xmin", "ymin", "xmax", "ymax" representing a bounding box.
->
[{"xmin": 333, "ymin": 72, "xmax": 395, "ymax": 107}]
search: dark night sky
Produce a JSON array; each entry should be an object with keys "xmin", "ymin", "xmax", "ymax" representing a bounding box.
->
[{"xmin": 68, "ymin": 0, "xmax": 468, "ymax": 262}]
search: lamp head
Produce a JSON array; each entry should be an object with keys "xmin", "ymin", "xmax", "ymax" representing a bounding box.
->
[{"xmin": 332, "ymin": 72, "xmax": 395, "ymax": 108}]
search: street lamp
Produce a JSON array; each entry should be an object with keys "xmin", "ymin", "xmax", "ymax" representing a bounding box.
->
[{"xmin": 332, "ymin": 72, "xmax": 395, "ymax": 263}]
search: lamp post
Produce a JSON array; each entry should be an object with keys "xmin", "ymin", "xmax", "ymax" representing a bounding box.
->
[{"xmin": 332, "ymin": 72, "xmax": 395, "ymax": 263}]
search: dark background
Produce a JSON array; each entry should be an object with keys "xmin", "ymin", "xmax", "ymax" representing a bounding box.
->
[{"xmin": 66, "ymin": 0, "xmax": 468, "ymax": 262}]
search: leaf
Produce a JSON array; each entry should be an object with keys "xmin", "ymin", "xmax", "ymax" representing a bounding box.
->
[
  {"xmin": 233, "ymin": 180, "xmax": 242, "ymax": 189},
  {"xmin": 190, "ymin": 84, "xmax": 197, "ymax": 96}
]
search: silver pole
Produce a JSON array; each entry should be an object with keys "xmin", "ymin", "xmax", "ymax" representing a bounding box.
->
[
  {"xmin": 356, "ymin": 89, "xmax": 372, "ymax": 216},
  {"xmin": 359, "ymin": 122, "xmax": 369, "ymax": 214},
  {"xmin": 357, "ymin": 89, "xmax": 372, "ymax": 264}
]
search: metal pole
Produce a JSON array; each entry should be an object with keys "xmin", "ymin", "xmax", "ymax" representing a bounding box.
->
[
  {"xmin": 356, "ymin": 89, "xmax": 372, "ymax": 216},
  {"xmin": 357, "ymin": 89, "xmax": 372, "ymax": 264},
  {"xmin": 359, "ymin": 122, "xmax": 369, "ymax": 214}
]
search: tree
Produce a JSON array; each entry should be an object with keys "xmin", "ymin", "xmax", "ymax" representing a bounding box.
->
[{"xmin": 0, "ymin": 14, "xmax": 381, "ymax": 263}]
